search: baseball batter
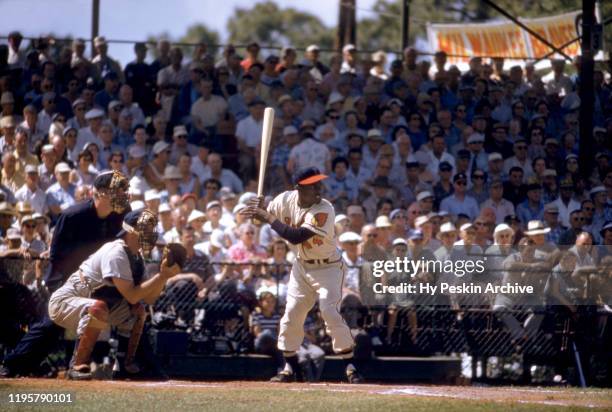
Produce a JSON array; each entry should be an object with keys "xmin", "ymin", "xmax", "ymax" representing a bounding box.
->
[
  {"xmin": 48, "ymin": 209, "xmax": 181, "ymax": 380},
  {"xmin": 244, "ymin": 167, "xmax": 363, "ymax": 383}
]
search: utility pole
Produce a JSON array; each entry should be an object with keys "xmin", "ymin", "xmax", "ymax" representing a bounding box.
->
[
  {"xmin": 401, "ymin": 0, "xmax": 410, "ymax": 51},
  {"xmin": 579, "ymin": 0, "xmax": 596, "ymax": 180},
  {"xmin": 91, "ymin": 0, "xmax": 100, "ymax": 58}
]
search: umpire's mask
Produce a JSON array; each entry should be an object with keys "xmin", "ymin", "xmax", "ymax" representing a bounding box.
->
[{"xmin": 93, "ymin": 170, "xmax": 130, "ymax": 213}]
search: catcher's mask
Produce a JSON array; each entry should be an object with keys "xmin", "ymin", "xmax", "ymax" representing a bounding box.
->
[
  {"xmin": 94, "ymin": 170, "xmax": 130, "ymax": 213},
  {"xmin": 119, "ymin": 209, "xmax": 158, "ymax": 258}
]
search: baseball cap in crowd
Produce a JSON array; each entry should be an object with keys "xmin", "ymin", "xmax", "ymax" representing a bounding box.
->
[
  {"xmin": 375, "ymin": 215, "xmax": 392, "ymax": 228},
  {"xmin": 299, "ymin": 119, "xmax": 316, "ymax": 131},
  {"xmin": 335, "ymin": 214, "xmax": 348, "ymax": 224},
  {"xmin": 293, "ymin": 167, "xmax": 328, "ymax": 186},
  {"xmin": 407, "ymin": 229, "xmax": 424, "ymax": 240},
  {"xmin": 188, "ymin": 210, "xmax": 206, "ymax": 224},
  {"xmin": 392, "ymin": 238, "xmax": 407, "ymax": 247},
  {"xmin": 467, "ymin": 133, "xmax": 485, "ymax": 144},
  {"xmin": 72, "ymin": 98, "xmax": 86, "ymax": 109},
  {"xmin": 129, "ymin": 145, "xmax": 146, "ymax": 159},
  {"xmin": 25, "ymin": 164, "xmax": 38, "ymax": 174},
  {"xmin": 163, "ymin": 166, "xmax": 181, "ymax": 180},
  {"xmin": 278, "ymin": 95, "xmax": 293, "ymax": 106},
  {"xmin": 438, "ymin": 222, "xmax": 457, "ymax": 234},
  {"xmin": 345, "ymin": 206, "xmax": 362, "ymax": 217},
  {"xmin": 339, "ymin": 231, "xmax": 362, "ymax": 243},
  {"xmin": 595, "ymin": 152, "xmax": 609, "ymax": 160},
  {"xmin": 439, "ymin": 161, "xmax": 452, "ymax": 172},
  {"xmin": 389, "ymin": 209, "xmax": 405, "ymax": 220},
  {"xmin": 238, "ymin": 192, "xmax": 257, "ymax": 205},
  {"xmin": 526, "ymin": 181, "xmax": 542, "ymax": 191},
  {"xmin": 600, "ymin": 221, "xmax": 612, "ymax": 237},
  {"xmin": 6, "ymin": 228, "xmax": 21, "ymax": 240},
  {"xmin": 366, "ymin": 129, "xmax": 384, "ymax": 141},
  {"xmin": 1, "ymin": 92, "xmax": 14, "ymax": 105},
  {"xmin": 453, "ymin": 173, "xmax": 468, "ymax": 183},
  {"xmin": 327, "ymin": 92, "xmax": 345, "ymax": 107},
  {"xmin": 565, "ymin": 153, "xmax": 578, "ymax": 161},
  {"xmin": 414, "ymin": 215, "xmax": 430, "ymax": 228},
  {"xmin": 544, "ymin": 203, "xmax": 559, "ymax": 214},
  {"xmin": 542, "ymin": 169, "xmax": 557, "ymax": 178},
  {"xmin": 153, "ymin": 141, "xmax": 170, "ymax": 155},
  {"xmin": 544, "ymin": 138, "xmax": 559, "ymax": 146},
  {"xmin": 232, "ymin": 203, "xmax": 246, "ymax": 214},
  {"xmin": 220, "ymin": 189, "xmax": 237, "ymax": 201},
  {"xmin": 206, "ymin": 200, "xmax": 222, "ymax": 211},
  {"xmin": 524, "ymin": 220, "xmax": 550, "ymax": 236},
  {"xmin": 41, "ymin": 144, "xmax": 54, "ymax": 154},
  {"xmin": 159, "ymin": 203, "xmax": 172, "ymax": 214},
  {"xmin": 590, "ymin": 186, "xmax": 607, "ymax": 197},
  {"xmin": 306, "ymin": 44, "xmax": 320, "ymax": 53},
  {"xmin": 32, "ymin": 212, "xmax": 50, "ymax": 224},
  {"xmin": 405, "ymin": 160, "xmax": 419, "ymax": 169},
  {"xmin": 283, "ymin": 125, "xmax": 298, "ymax": 136},
  {"xmin": 460, "ymin": 222, "xmax": 474, "ymax": 232},
  {"xmin": 488, "ymin": 152, "xmax": 503, "ymax": 162},
  {"xmin": 108, "ymin": 100, "xmax": 123, "ymax": 112},
  {"xmin": 85, "ymin": 108, "xmax": 105, "ymax": 120},
  {"xmin": 342, "ymin": 44, "xmax": 356, "ymax": 53},
  {"xmin": 129, "ymin": 200, "xmax": 145, "ymax": 212},
  {"xmin": 54, "ymin": 162, "xmax": 71, "ymax": 174},
  {"xmin": 0, "ymin": 116, "xmax": 16, "ymax": 128},
  {"xmin": 144, "ymin": 190, "xmax": 161, "ymax": 202},
  {"xmin": 559, "ymin": 177, "xmax": 574, "ymax": 188},
  {"xmin": 416, "ymin": 191, "xmax": 433, "ymax": 202},
  {"xmin": 173, "ymin": 125, "xmax": 188, "ymax": 138},
  {"xmin": 493, "ymin": 223, "xmax": 514, "ymax": 235},
  {"xmin": 417, "ymin": 93, "xmax": 433, "ymax": 105},
  {"xmin": 62, "ymin": 126, "xmax": 77, "ymax": 137}
]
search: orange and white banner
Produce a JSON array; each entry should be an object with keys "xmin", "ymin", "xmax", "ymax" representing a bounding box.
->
[{"xmin": 427, "ymin": 11, "xmax": 581, "ymax": 64}]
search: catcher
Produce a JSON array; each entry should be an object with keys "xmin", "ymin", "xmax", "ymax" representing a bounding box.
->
[{"xmin": 48, "ymin": 209, "xmax": 186, "ymax": 380}]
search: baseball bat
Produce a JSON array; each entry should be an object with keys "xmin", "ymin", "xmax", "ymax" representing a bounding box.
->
[{"xmin": 257, "ymin": 107, "xmax": 275, "ymax": 198}]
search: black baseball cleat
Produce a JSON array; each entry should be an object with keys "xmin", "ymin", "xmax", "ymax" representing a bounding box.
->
[
  {"xmin": 270, "ymin": 371, "xmax": 296, "ymax": 383},
  {"xmin": 346, "ymin": 370, "xmax": 364, "ymax": 384},
  {"xmin": 66, "ymin": 366, "xmax": 93, "ymax": 381}
]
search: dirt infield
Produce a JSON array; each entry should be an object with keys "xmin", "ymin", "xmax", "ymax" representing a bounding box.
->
[{"xmin": 1, "ymin": 378, "xmax": 611, "ymax": 411}]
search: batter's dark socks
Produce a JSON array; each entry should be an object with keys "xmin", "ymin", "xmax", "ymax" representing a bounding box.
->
[{"xmin": 284, "ymin": 354, "xmax": 301, "ymax": 376}]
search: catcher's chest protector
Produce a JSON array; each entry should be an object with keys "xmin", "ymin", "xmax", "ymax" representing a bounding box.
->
[{"xmin": 124, "ymin": 246, "xmax": 145, "ymax": 286}]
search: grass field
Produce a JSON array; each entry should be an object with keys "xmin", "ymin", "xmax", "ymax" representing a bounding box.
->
[{"xmin": 1, "ymin": 379, "xmax": 611, "ymax": 411}]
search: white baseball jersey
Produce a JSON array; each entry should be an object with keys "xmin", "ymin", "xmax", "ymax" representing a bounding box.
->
[{"xmin": 267, "ymin": 190, "xmax": 340, "ymax": 261}]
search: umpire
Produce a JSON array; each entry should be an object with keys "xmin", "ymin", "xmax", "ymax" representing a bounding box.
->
[{"xmin": 0, "ymin": 171, "xmax": 130, "ymax": 377}]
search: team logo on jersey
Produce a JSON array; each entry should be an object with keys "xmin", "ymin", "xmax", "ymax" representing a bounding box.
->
[{"xmin": 312, "ymin": 213, "xmax": 328, "ymax": 227}]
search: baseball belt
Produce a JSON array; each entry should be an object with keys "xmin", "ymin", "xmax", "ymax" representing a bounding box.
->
[{"xmin": 302, "ymin": 258, "xmax": 342, "ymax": 265}]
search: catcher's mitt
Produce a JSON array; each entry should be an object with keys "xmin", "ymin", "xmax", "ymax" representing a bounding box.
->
[{"xmin": 162, "ymin": 243, "xmax": 188, "ymax": 269}]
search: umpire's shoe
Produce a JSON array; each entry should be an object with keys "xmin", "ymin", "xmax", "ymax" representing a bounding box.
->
[
  {"xmin": 67, "ymin": 366, "xmax": 93, "ymax": 381},
  {"xmin": 346, "ymin": 369, "xmax": 364, "ymax": 384},
  {"xmin": 0, "ymin": 365, "xmax": 16, "ymax": 378}
]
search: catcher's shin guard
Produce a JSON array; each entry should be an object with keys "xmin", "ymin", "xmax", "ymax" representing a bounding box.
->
[
  {"xmin": 70, "ymin": 301, "xmax": 109, "ymax": 379},
  {"xmin": 124, "ymin": 303, "xmax": 147, "ymax": 374}
]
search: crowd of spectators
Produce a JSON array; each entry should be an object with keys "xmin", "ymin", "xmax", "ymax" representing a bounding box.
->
[{"xmin": 0, "ymin": 32, "xmax": 611, "ymax": 363}]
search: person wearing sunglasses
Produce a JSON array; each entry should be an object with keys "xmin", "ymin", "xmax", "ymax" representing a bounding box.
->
[
  {"xmin": 503, "ymin": 138, "xmax": 534, "ymax": 178},
  {"xmin": 439, "ymin": 172, "xmax": 480, "ymax": 221},
  {"xmin": 559, "ymin": 209, "xmax": 586, "ymax": 246}
]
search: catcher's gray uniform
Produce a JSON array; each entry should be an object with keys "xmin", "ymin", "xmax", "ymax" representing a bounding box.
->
[{"xmin": 48, "ymin": 239, "xmax": 140, "ymax": 336}]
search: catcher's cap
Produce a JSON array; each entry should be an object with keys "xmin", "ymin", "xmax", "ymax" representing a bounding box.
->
[
  {"xmin": 293, "ymin": 167, "xmax": 328, "ymax": 186},
  {"xmin": 117, "ymin": 209, "xmax": 150, "ymax": 238}
]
